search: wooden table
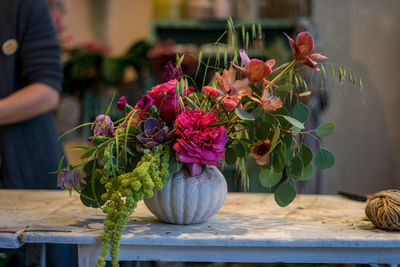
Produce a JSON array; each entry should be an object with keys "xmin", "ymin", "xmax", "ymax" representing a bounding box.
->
[{"xmin": 1, "ymin": 190, "xmax": 399, "ymax": 267}]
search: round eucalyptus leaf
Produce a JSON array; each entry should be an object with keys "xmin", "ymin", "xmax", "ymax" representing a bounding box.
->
[
  {"xmin": 274, "ymin": 181, "xmax": 296, "ymax": 207},
  {"xmin": 293, "ymin": 102, "xmax": 310, "ymax": 123},
  {"xmin": 259, "ymin": 168, "xmax": 282, "ymax": 188},
  {"xmin": 316, "ymin": 122, "xmax": 336, "ymax": 138},
  {"xmin": 300, "ymin": 144, "xmax": 313, "ymax": 167},
  {"xmin": 298, "ymin": 164, "xmax": 314, "ymax": 181},
  {"xmin": 315, "ymin": 148, "xmax": 335, "ymax": 169},
  {"xmin": 225, "ymin": 147, "xmax": 237, "ymax": 165},
  {"xmin": 288, "ymin": 156, "xmax": 304, "ymax": 177}
]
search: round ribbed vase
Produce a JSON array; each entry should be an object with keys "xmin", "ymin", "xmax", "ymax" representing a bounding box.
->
[{"xmin": 143, "ymin": 165, "xmax": 227, "ymax": 224}]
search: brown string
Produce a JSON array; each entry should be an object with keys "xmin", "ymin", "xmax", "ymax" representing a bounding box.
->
[{"xmin": 365, "ymin": 190, "xmax": 400, "ymax": 231}]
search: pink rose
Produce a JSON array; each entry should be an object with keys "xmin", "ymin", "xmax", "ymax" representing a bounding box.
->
[
  {"xmin": 147, "ymin": 79, "xmax": 193, "ymax": 121},
  {"xmin": 173, "ymin": 109, "xmax": 228, "ymax": 176},
  {"xmin": 202, "ymin": 86, "xmax": 222, "ymax": 99}
]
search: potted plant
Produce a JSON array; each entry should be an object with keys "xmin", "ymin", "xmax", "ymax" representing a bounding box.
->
[{"xmin": 57, "ymin": 19, "xmax": 360, "ymax": 267}]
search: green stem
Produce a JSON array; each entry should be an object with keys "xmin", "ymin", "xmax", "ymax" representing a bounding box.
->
[{"xmin": 265, "ymin": 60, "xmax": 296, "ymax": 93}]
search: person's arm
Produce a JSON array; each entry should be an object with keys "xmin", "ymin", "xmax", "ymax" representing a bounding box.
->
[
  {"xmin": 1, "ymin": 0, "xmax": 63, "ymax": 126},
  {"xmin": 0, "ymin": 82, "xmax": 59, "ymax": 126}
]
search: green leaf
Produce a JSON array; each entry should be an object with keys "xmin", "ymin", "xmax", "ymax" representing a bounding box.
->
[
  {"xmin": 274, "ymin": 181, "xmax": 296, "ymax": 207},
  {"xmin": 225, "ymin": 147, "xmax": 237, "ymax": 165},
  {"xmin": 80, "ymin": 179, "xmax": 106, "ymax": 208},
  {"xmin": 270, "ymin": 128, "xmax": 280, "ymax": 151},
  {"xmin": 291, "ymin": 126, "xmax": 301, "ymax": 136},
  {"xmin": 282, "ymin": 116, "xmax": 305, "ymax": 129},
  {"xmin": 315, "ymin": 148, "xmax": 335, "ymax": 169},
  {"xmin": 282, "ymin": 133, "xmax": 292, "ymax": 148},
  {"xmin": 232, "ymin": 143, "xmax": 245, "ymax": 158},
  {"xmin": 298, "ymin": 164, "xmax": 314, "ymax": 181},
  {"xmin": 299, "ymin": 91, "xmax": 311, "ymax": 97},
  {"xmin": 288, "ymin": 156, "xmax": 304, "ymax": 177},
  {"xmin": 271, "ymin": 108, "xmax": 290, "ymax": 128},
  {"xmin": 316, "ymin": 122, "xmax": 336, "ymax": 138},
  {"xmin": 235, "ymin": 108, "xmax": 255, "ymax": 121},
  {"xmin": 168, "ymin": 153, "xmax": 183, "ymax": 175},
  {"xmin": 275, "ymin": 84, "xmax": 294, "ymax": 92},
  {"xmin": 255, "ymin": 124, "xmax": 268, "ymax": 140},
  {"xmin": 292, "ymin": 102, "xmax": 310, "ymax": 123},
  {"xmin": 272, "ymin": 143, "xmax": 286, "ymax": 173},
  {"xmin": 259, "ymin": 167, "xmax": 282, "ymax": 188},
  {"xmin": 285, "ymin": 147, "xmax": 295, "ymax": 163},
  {"xmin": 300, "ymin": 144, "xmax": 313, "ymax": 167}
]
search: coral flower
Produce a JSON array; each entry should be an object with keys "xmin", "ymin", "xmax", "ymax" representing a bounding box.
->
[
  {"xmin": 91, "ymin": 114, "xmax": 114, "ymax": 137},
  {"xmin": 219, "ymin": 95, "xmax": 240, "ymax": 111},
  {"xmin": 202, "ymin": 86, "xmax": 222, "ymax": 99},
  {"xmin": 232, "ymin": 49, "xmax": 278, "ymax": 84},
  {"xmin": 215, "ymin": 68, "xmax": 252, "ymax": 111},
  {"xmin": 284, "ymin": 32, "xmax": 327, "ymax": 71},
  {"xmin": 57, "ymin": 169, "xmax": 86, "ymax": 190},
  {"xmin": 251, "ymin": 139, "xmax": 272, "ymax": 165},
  {"xmin": 116, "ymin": 96, "xmax": 127, "ymax": 112},
  {"xmin": 261, "ymin": 91, "xmax": 283, "ymax": 111}
]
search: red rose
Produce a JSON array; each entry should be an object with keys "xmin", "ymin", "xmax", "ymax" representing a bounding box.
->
[
  {"xmin": 147, "ymin": 79, "xmax": 193, "ymax": 121},
  {"xmin": 173, "ymin": 109, "xmax": 228, "ymax": 176}
]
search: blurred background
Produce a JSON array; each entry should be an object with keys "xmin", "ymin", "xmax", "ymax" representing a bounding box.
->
[{"xmin": 51, "ymin": 0, "xmax": 400, "ymax": 196}]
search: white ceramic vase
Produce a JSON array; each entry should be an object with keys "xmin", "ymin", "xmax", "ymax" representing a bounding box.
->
[{"xmin": 144, "ymin": 165, "xmax": 227, "ymax": 224}]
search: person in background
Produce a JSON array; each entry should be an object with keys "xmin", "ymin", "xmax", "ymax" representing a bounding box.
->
[
  {"xmin": 0, "ymin": 1, "xmax": 76, "ymax": 266},
  {"xmin": 0, "ymin": 0, "xmax": 64, "ymax": 189}
]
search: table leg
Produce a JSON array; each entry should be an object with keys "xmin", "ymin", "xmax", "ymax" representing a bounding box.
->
[
  {"xmin": 25, "ymin": 243, "xmax": 45, "ymax": 267},
  {"xmin": 78, "ymin": 244, "xmax": 100, "ymax": 267}
]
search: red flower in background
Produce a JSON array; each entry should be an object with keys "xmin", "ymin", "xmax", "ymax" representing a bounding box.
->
[
  {"xmin": 173, "ymin": 109, "xmax": 228, "ymax": 176},
  {"xmin": 147, "ymin": 79, "xmax": 193, "ymax": 121},
  {"xmin": 284, "ymin": 32, "xmax": 327, "ymax": 71}
]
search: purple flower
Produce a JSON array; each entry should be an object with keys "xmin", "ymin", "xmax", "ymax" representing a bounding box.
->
[
  {"xmin": 136, "ymin": 95, "xmax": 155, "ymax": 112},
  {"xmin": 91, "ymin": 114, "xmax": 114, "ymax": 137},
  {"xmin": 163, "ymin": 61, "xmax": 183, "ymax": 82},
  {"xmin": 116, "ymin": 96, "xmax": 127, "ymax": 112},
  {"xmin": 88, "ymin": 136, "xmax": 93, "ymax": 142},
  {"xmin": 57, "ymin": 169, "xmax": 86, "ymax": 190}
]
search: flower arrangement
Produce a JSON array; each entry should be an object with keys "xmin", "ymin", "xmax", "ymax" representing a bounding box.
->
[{"xmin": 58, "ymin": 19, "xmax": 361, "ymax": 267}]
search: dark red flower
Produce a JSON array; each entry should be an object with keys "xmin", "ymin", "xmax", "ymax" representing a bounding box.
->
[
  {"xmin": 284, "ymin": 32, "xmax": 327, "ymax": 71},
  {"xmin": 136, "ymin": 95, "xmax": 154, "ymax": 112},
  {"xmin": 116, "ymin": 96, "xmax": 127, "ymax": 112}
]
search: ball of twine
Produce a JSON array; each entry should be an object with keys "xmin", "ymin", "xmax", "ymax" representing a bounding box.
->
[{"xmin": 365, "ymin": 189, "xmax": 400, "ymax": 231}]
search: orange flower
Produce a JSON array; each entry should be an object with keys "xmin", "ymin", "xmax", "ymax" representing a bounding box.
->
[
  {"xmin": 251, "ymin": 139, "xmax": 272, "ymax": 165},
  {"xmin": 261, "ymin": 91, "xmax": 283, "ymax": 111},
  {"xmin": 215, "ymin": 68, "xmax": 252, "ymax": 111},
  {"xmin": 232, "ymin": 49, "xmax": 279, "ymax": 84}
]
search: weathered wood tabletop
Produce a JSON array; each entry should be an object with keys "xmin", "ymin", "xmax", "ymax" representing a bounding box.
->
[{"xmin": 1, "ymin": 190, "xmax": 399, "ymax": 267}]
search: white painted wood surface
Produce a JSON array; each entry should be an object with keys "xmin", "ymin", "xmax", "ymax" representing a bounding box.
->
[
  {"xmin": 0, "ymin": 190, "xmax": 72, "ymax": 248},
  {"xmin": 1, "ymin": 190, "xmax": 400, "ymax": 266}
]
